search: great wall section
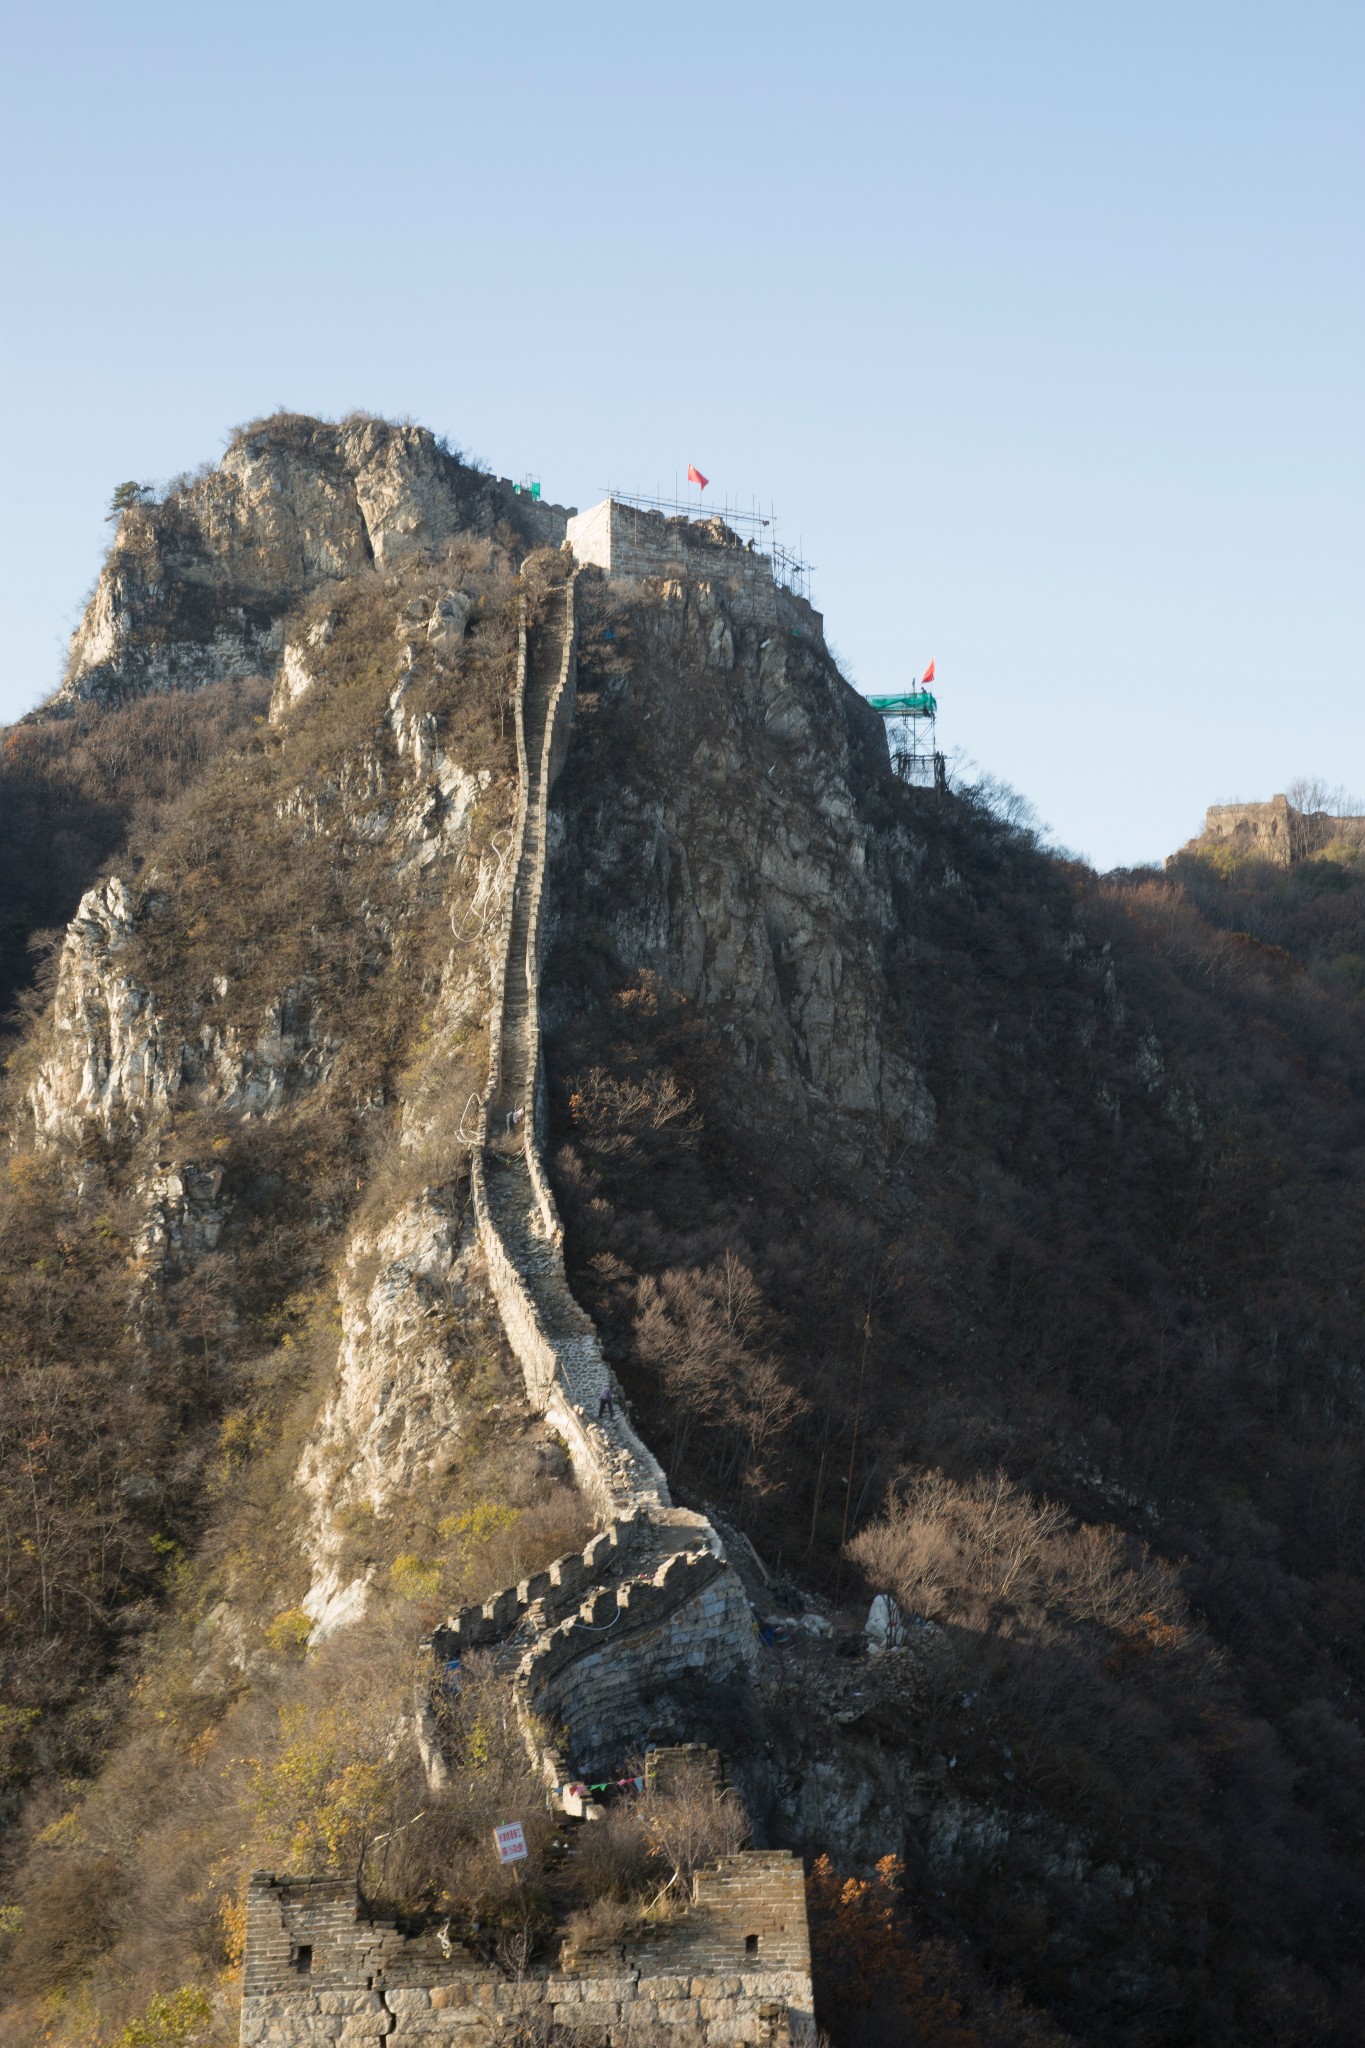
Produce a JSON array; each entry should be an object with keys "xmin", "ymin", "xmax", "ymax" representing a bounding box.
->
[{"xmin": 241, "ymin": 535, "xmax": 817, "ymax": 2046}]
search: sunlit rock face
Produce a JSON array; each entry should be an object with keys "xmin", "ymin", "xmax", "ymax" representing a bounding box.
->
[{"xmin": 57, "ymin": 416, "xmax": 570, "ymax": 710}]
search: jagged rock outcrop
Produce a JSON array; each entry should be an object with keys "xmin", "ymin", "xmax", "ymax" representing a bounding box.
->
[
  {"xmin": 28, "ymin": 876, "xmax": 180, "ymax": 1140},
  {"xmin": 28, "ymin": 881, "xmax": 337, "ymax": 1144},
  {"xmin": 57, "ymin": 416, "xmax": 572, "ymax": 711},
  {"xmin": 133, "ymin": 1162, "xmax": 226, "ymax": 1270},
  {"xmin": 296, "ymin": 1191, "xmax": 487, "ymax": 1642}
]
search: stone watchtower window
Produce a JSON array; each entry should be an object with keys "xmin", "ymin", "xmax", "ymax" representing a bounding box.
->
[
  {"xmin": 293, "ymin": 1945, "xmax": 312, "ymax": 1972},
  {"xmin": 745, "ymin": 1934, "xmax": 759, "ymax": 1955}
]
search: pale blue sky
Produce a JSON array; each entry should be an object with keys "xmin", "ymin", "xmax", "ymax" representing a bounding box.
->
[{"xmin": 1, "ymin": 1, "xmax": 1360, "ymax": 868}]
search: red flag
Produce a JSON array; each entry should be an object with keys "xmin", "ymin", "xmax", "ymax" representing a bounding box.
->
[
  {"xmin": 687, "ymin": 465, "xmax": 709, "ymax": 490},
  {"xmin": 921, "ymin": 659, "xmax": 935, "ymax": 685}
]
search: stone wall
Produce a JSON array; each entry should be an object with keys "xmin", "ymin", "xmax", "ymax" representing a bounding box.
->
[
  {"xmin": 468, "ymin": 580, "xmax": 677, "ymax": 1520},
  {"xmin": 240, "ymin": 1862, "xmax": 815, "ymax": 2045},
  {"xmin": 428, "ymin": 1519, "xmax": 641, "ymax": 1659},
  {"xmin": 462, "ymin": 573, "xmax": 759, "ymax": 1799}
]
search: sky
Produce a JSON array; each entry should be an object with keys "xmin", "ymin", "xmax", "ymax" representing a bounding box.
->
[{"xmin": 1, "ymin": 1, "xmax": 1360, "ymax": 870}]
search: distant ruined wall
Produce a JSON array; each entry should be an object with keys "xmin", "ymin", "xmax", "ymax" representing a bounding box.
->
[
  {"xmin": 1182, "ymin": 797, "xmax": 1365, "ymax": 867},
  {"xmin": 240, "ymin": 1862, "xmax": 815, "ymax": 2046}
]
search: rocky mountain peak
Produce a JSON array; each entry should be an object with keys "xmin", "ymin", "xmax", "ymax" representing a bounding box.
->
[{"xmin": 55, "ymin": 412, "xmax": 574, "ymax": 712}]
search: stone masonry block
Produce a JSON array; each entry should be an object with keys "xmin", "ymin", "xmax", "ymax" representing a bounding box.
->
[
  {"xmin": 554, "ymin": 2011, "xmax": 619, "ymax": 2034},
  {"xmin": 482, "ymin": 1587, "xmax": 520, "ymax": 1630},
  {"xmin": 704, "ymin": 2018, "xmax": 764, "ymax": 2046},
  {"xmin": 641, "ymin": 1977, "xmax": 691, "ymax": 2000},
  {"xmin": 575, "ymin": 1975, "xmax": 637, "ymax": 2001}
]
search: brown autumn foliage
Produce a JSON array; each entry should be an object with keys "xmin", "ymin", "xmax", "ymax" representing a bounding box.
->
[
  {"xmin": 0, "ymin": 677, "xmax": 271, "ymax": 1035},
  {"xmin": 544, "ymin": 586, "xmax": 1365, "ymax": 2043},
  {"xmin": 0, "ymin": 544, "xmax": 523, "ymax": 1815},
  {"xmin": 807, "ymin": 1854, "xmax": 1070, "ymax": 2048}
]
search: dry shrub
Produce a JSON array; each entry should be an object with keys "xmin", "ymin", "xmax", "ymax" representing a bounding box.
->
[
  {"xmin": 562, "ymin": 1801, "xmax": 655, "ymax": 1906},
  {"xmin": 848, "ymin": 1468, "xmax": 1182, "ymax": 1636},
  {"xmin": 562, "ymin": 1760, "xmax": 748, "ymax": 1941},
  {"xmin": 642, "ymin": 1766, "xmax": 747, "ymax": 1899},
  {"xmin": 0, "ymin": 1849, "xmax": 122, "ymax": 1994},
  {"xmin": 454, "ymin": 1486, "xmax": 595, "ymax": 1604},
  {"xmin": 632, "ymin": 1252, "xmax": 805, "ymax": 1495},
  {"xmin": 406, "ymin": 1651, "xmax": 553, "ymax": 1918},
  {"xmin": 559, "ymin": 1893, "xmax": 641, "ymax": 1949},
  {"xmin": 567, "ymin": 1068, "xmax": 700, "ymax": 1156}
]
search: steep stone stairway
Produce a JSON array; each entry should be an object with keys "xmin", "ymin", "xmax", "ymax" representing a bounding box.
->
[{"xmin": 459, "ymin": 568, "xmax": 756, "ymax": 1797}]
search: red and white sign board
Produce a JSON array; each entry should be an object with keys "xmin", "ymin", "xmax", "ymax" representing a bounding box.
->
[{"xmin": 493, "ymin": 1822, "xmax": 528, "ymax": 1864}]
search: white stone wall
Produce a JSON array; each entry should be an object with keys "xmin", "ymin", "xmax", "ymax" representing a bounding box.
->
[{"xmin": 568, "ymin": 500, "xmax": 777, "ymax": 617}]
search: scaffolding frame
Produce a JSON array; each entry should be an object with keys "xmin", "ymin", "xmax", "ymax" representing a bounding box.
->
[{"xmin": 867, "ymin": 692, "xmax": 944, "ymax": 791}]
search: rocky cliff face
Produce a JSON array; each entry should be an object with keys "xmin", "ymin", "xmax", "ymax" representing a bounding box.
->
[
  {"xmin": 57, "ymin": 414, "xmax": 572, "ymax": 710},
  {"xmin": 548, "ymin": 576, "xmax": 934, "ymax": 1167}
]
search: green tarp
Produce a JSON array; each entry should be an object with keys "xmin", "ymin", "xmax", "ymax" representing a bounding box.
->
[{"xmin": 866, "ymin": 691, "xmax": 937, "ymax": 717}]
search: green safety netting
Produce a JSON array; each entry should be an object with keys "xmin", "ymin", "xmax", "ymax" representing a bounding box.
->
[{"xmin": 866, "ymin": 691, "xmax": 937, "ymax": 717}]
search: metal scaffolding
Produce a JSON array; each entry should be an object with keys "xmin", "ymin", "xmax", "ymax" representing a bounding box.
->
[
  {"xmin": 867, "ymin": 690, "xmax": 944, "ymax": 790},
  {"xmin": 602, "ymin": 487, "xmax": 814, "ymax": 600}
]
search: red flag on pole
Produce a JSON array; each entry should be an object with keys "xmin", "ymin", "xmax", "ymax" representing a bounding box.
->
[
  {"xmin": 687, "ymin": 465, "xmax": 709, "ymax": 490},
  {"xmin": 921, "ymin": 659, "xmax": 935, "ymax": 685}
]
